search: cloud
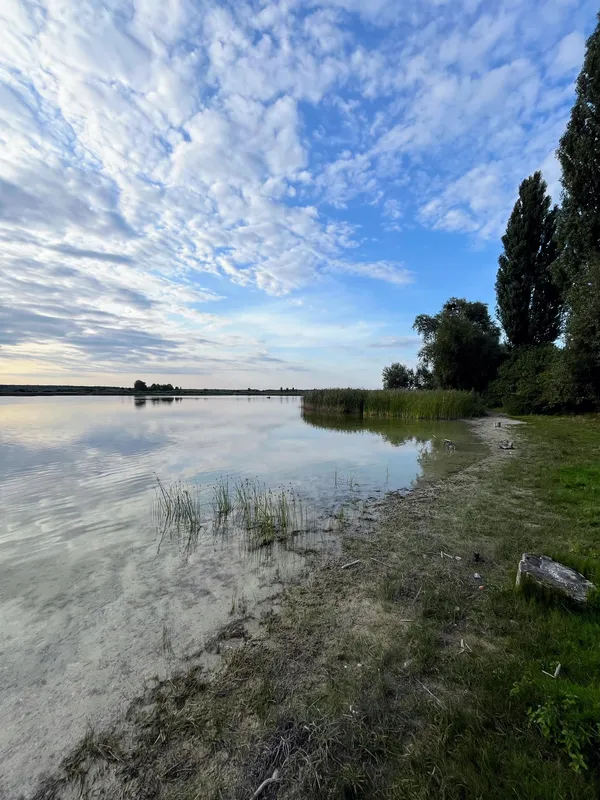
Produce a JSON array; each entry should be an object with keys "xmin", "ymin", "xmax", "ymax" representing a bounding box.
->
[
  {"xmin": 368, "ymin": 336, "xmax": 421, "ymax": 349},
  {"xmin": 0, "ymin": 0, "xmax": 593, "ymax": 384}
]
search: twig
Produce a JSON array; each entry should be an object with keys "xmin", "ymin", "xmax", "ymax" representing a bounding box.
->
[
  {"xmin": 416, "ymin": 679, "xmax": 445, "ymax": 708},
  {"xmin": 412, "ymin": 585, "xmax": 422, "ymax": 604},
  {"xmin": 369, "ymin": 557, "xmax": 388, "ymax": 566},
  {"xmin": 250, "ymin": 770, "xmax": 280, "ymax": 799},
  {"xmin": 341, "ymin": 559, "xmax": 361, "ymax": 569}
]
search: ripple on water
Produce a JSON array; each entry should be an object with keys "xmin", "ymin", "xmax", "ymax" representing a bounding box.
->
[{"xmin": 0, "ymin": 395, "xmax": 485, "ymax": 798}]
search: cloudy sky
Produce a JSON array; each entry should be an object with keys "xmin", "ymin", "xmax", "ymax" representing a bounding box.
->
[{"xmin": 0, "ymin": 0, "xmax": 595, "ymax": 388}]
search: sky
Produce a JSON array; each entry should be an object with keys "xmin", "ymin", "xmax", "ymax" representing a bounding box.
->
[{"xmin": 0, "ymin": 0, "xmax": 596, "ymax": 389}]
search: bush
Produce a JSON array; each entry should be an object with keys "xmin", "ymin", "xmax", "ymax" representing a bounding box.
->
[{"xmin": 489, "ymin": 345, "xmax": 575, "ymax": 414}]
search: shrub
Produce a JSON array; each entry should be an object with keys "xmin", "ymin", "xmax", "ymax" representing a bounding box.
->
[{"xmin": 489, "ymin": 345, "xmax": 574, "ymax": 414}]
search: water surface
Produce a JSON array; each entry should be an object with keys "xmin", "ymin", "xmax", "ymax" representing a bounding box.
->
[{"xmin": 0, "ymin": 395, "xmax": 484, "ymax": 797}]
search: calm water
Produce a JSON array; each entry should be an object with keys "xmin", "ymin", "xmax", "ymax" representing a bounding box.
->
[{"xmin": 0, "ymin": 395, "xmax": 484, "ymax": 797}]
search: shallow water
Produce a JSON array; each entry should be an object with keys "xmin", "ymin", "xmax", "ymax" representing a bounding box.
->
[{"xmin": 0, "ymin": 395, "xmax": 484, "ymax": 797}]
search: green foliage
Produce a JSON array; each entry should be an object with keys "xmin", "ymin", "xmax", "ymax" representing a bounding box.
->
[
  {"xmin": 553, "ymin": 14, "xmax": 600, "ymax": 411},
  {"xmin": 381, "ymin": 364, "xmax": 435, "ymax": 391},
  {"xmin": 382, "ymin": 362, "xmax": 414, "ymax": 389},
  {"xmin": 488, "ymin": 344, "xmax": 570, "ymax": 414},
  {"xmin": 557, "ymin": 14, "xmax": 600, "ymax": 287},
  {"xmin": 519, "ymin": 688, "xmax": 599, "ymax": 773},
  {"xmin": 563, "ymin": 258, "xmax": 600, "ymax": 408},
  {"xmin": 414, "ymin": 363, "xmax": 435, "ymax": 389},
  {"xmin": 149, "ymin": 382, "xmax": 174, "ymax": 392},
  {"xmin": 133, "ymin": 379, "xmax": 147, "ymax": 391},
  {"xmin": 496, "ymin": 172, "xmax": 562, "ymax": 347},
  {"xmin": 302, "ymin": 388, "xmax": 484, "ymax": 419},
  {"xmin": 414, "ymin": 297, "xmax": 503, "ymax": 392}
]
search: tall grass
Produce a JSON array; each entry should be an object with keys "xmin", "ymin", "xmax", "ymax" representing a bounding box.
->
[
  {"xmin": 154, "ymin": 476, "xmax": 203, "ymax": 556},
  {"xmin": 302, "ymin": 388, "xmax": 484, "ymax": 420},
  {"xmin": 154, "ymin": 475, "xmax": 319, "ymax": 551}
]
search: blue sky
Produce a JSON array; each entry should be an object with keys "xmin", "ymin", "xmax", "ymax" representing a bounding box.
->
[{"xmin": 0, "ymin": 0, "xmax": 595, "ymax": 388}]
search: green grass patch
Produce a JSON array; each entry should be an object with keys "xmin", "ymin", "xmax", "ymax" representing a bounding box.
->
[
  {"xmin": 302, "ymin": 388, "xmax": 484, "ymax": 419},
  {"xmin": 393, "ymin": 415, "xmax": 600, "ymax": 797}
]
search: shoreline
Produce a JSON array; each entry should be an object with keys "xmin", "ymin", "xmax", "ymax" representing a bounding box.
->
[
  {"xmin": 19, "ymin": 412, "xmax": 600, "ymax": 799},
  {"xmin": 23, "ymin": 415, "xmax": 513, "ymax": 800}
]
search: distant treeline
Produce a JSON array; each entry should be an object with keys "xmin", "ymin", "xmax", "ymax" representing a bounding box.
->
[{"xmin": 0, "ymin": 385, "xmax": 306, "ymax": 397}]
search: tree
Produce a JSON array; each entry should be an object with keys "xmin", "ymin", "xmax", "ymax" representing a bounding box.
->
[
  {"xmin": 414, "ymin": 364, "xmax": 436, "ymax": 389},
  {"xmin": 556, "ymin": 14, "xmax": 600, "ymax": 287},
  {"xmin": 134, "ymin": 379, "xmax": 147, "ymax": 391},
  {"xmin": 382, "ymin": 362, "xmax": 414, "ymax": 389},
  {"xmin": 414, "ymin": 298, "xmax": 503, "ymax": 392},
  {"xmin": 496, "ymin": 172, "xmax": 562, "ymax": 347},
  {"xmin": 564, "ymin": 258, "xmax": 600, "ymax": 406},
  {"xmin": 554, "ymin": 16, "xmax": 600, "ymax": 408}
]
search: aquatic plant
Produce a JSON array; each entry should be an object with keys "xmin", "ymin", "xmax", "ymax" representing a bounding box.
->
[
  {"xmin": 212, "ymin": 477, "xmax": 234, "ymax": 519},
  {"xmin": 154, "ymin": 477, "xmax": 203, "ymax": 557},
  {"xmin": 154, "ymin": 475, "xmax": 321, "ymax": 552},
  {"xmin": 302, "ymin": 388, "xmax": 484, "ymax": 420}
]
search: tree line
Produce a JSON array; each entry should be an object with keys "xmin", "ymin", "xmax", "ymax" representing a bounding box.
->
[{"xmin": 384, "ymin": 14, "xmax": 600, "ymax": 414}]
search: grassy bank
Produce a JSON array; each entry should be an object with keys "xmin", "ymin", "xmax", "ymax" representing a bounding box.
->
[
  {"xmin": 30, "ymin": 416, "xmax": 600, "ymax": 799},
  {"xmin": 302, "ymin": 388, "xmax": 484, "ymax": 419}
]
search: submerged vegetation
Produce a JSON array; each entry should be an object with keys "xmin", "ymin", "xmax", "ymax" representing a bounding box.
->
[{"xmin": 302, "ymin": 388, "xmax": 483, "ymax": 419}]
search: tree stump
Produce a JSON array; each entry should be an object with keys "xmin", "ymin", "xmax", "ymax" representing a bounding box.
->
[{"xmin": 516, "ymin": 554, "xmax": 596, "ymax": 604}]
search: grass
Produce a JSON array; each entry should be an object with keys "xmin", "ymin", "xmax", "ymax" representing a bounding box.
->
[
  {"xmin": 29, "ymin": 415, "xmax": 600, "ymax": 800},
  {"xmin": 302, "ymin": 388, "xmax": 484, "ymax": 419},
  {"xmin": 154, "ymin": 477, "xmax": 203, "ymax": 557}
]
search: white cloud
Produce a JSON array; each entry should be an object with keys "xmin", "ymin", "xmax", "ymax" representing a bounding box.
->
[
  {"xmin": 549, "ymin": 31, "xmax": 586, "ymax": 76},
  {"xmin": 0, "ymin": 0, "xmax": 594, "ymax": 383}
]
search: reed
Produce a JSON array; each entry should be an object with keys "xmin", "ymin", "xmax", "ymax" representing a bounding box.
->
[
  {"xmin": 212, "ymin": 477, "xmax": 234, "ymax": 519},
  {"xmin": 233, "ymin": 478, "xmax": 314, "ymax": 547},
  {"xmin": 154, "ymin": 475, "xmax": 320, "ymax": 552},
  {"xmin": 154, "ymin": 477, "xmax": 203, "ymax": 557},
  {"xmin": 302, "ymin": 388, "xmax": 484, "ymax": 420}
]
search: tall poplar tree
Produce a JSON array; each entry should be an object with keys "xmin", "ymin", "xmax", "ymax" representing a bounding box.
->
[
  {"xmin": 495, "ymin": 172, "xmax": 561, "ymax": 347},
  {"xmin": 556, "ymin": 14, "xmax": 600, "ymax": 405}
]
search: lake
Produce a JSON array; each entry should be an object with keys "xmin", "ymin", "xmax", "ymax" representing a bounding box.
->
[{"xmin": 0, "ymin": 395, "xmax": 485, "ymax": 797}]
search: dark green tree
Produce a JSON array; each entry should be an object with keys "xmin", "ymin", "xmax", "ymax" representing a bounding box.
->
[
  {"xmin": 413, "ymin": 364, "xmax": 436, "ymax": 389},
  {"xmin": 564, "ymin": 258, "xmax": 600, "ymax": 405},
  {"xmin": 382, "ymin": 362, "xmax": 414, "ymax": 389},
  {"xmin": 414, "ymin": 298, "xmax": 503, "ymax": 392},
  {"xmin": 496, "ymin": 172, "xmax": 561, "ymax": 347},
  {"xmin": 555, "ymin": 15, "xmax": 600, "ymax": 407},
  {"xmin": 557, "ymin": 14, "xmax": 600, "ymax": 286},
  {"xmin": 133, "ymin": 379, "xmax": 147, "ymax": 391}
]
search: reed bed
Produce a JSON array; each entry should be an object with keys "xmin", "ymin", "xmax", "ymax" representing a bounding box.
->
[{"xmin": 302, "ymin": 388, "xmax": 484, "ymax": 420}]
